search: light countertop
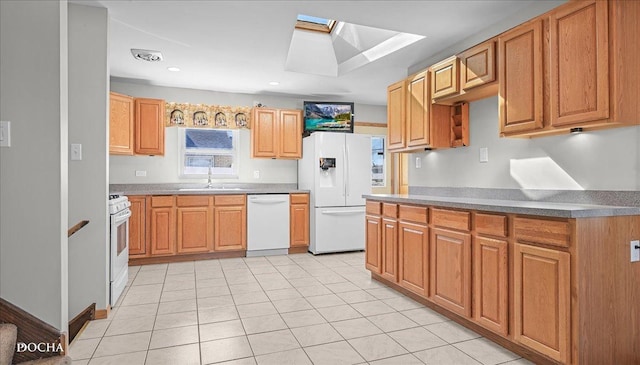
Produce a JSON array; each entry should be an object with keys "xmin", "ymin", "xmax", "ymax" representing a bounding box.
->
[{"xmin": 364, "ymin": 193, "xmax": 640, "ymax": 218}]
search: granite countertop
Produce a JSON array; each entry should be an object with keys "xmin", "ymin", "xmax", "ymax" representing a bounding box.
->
[
  {"xmin": 110, "ymin": 183, "xmax": 308, "ymax": 196},
  {"xmin": 363, "ymin": 193, "xmax": 640, "ymax": 218}
]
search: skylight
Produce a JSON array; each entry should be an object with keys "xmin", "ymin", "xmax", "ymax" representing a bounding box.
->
[
  {"xmin": 286, "ymin": 16, "xmax": 426, "ymax": 77},
  {"xmin": 296, "ymin": 14, "xmax": 336, "ymax": 33}
]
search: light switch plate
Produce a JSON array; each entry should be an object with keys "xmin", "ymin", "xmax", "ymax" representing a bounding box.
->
[
  {"xmin": 415, "ymin": 157, "xmax": 422, "ymax": 169},
  {"xmin": 253, "ymin": 170, "xmax": 260, "ymax": 179},
  {"xmin": 479, "ymin": 147, "xmax": 489, "ymax": 163},
  {"xmin": 0, "ymin": 121, "xmax": 10, "ymax": 147},
  {"xmin": 631, "ymin": 240, "xmax": 639, "ymax": 263},
  {"xmin": 71, "ymin": 143, "xmax": 82, "ymax": 160}
]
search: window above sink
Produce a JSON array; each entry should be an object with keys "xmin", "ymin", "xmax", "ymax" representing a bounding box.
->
[{"xmin": 179, "ymin": 128, "xmax": 239, "ymax": 179}]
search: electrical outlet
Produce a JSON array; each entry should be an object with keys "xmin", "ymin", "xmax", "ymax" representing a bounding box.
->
[
  {"xmin": 631, "ymin": 240, "xmax": 640, "ymax": 263},
  {"xmin": 415, "ymin": 157, "xmax": 422, "ymax": 169},
  {"xmin": 479, "ymin": 147, "xmax": 489, "ymax": 163},
  {"xmin": 135, "ymin": 170, "xmax": 147, "ymax": 177},
  {"xmin": 1, "ymin": 121, "xmax": 11, "ymax": 147},
  {"xmin": 71, "ymin": 143, "xmax": 82, "ymax": 160},
  {"xmin": 253, "ymin": 170, "xmax": 260, "ymax": 179}
]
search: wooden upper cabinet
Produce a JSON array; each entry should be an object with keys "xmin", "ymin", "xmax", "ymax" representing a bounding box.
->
[
  {"xmin": 252, "ymin": 108, "xmax": 278, "ymax": 158},
  {"xmin": 134, "ymin": 98, "xmax": 165, "ymax": 155},
  {"xmin": 498, "ymin": 20, "xmax": 544, "ymax": 135},
  {"xmin": 514, "ymin": 243, "xmax": 570, "ymax": 363},
  {"xmin": 279, "ymin": 109, "xmax": 303, "ymax": 159},
  {"xmin": 109, "ymin": 92, "xmax": 134, "ymax": 155},
  {"xmin": 407, "ymin": 71, "xmax": 430, "ymax": 147},
  {"xmin": 387, "ymin": 80, "xmax": 406, "ymax": 151},
  {"xmin": 549, "ymin": 0, "xmax": 609, "ymax": 127},
  {"xmin": 128, "ymin": 196, "xmax": 146, "ymax": 256},
  {"xmin": 431, "ymin": 56, "xmax": 459, "ymax": 100},
  {"xmin": 251, "ymin": 108, "xmax": 302, "ymax": 159},
  {"xmin": 459, "ymin": 41, "xmax": 496, "ymax": 91}
]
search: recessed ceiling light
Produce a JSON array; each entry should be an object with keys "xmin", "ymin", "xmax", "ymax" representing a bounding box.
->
[
  {"xmin": 167, "ymin": 67, "xmax": 181, "ymax": 72},
  {"xmin": 269, "ymin": 81, "xmax": 280, "ymax": 86}
]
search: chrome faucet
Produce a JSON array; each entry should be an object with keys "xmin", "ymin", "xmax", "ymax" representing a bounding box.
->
[{"xmin": 207, "ymin": 162, "xmax": 214, "ymax": 188}]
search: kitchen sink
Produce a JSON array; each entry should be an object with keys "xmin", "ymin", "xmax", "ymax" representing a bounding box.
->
[{"xmin": 178, "ymin": 187, "xmax": 243, "ymax": 191}]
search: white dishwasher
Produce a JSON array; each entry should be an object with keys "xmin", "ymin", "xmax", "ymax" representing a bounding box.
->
[{"xmin": 247, "ymin": 194, "xmax": 290, "ymax": 257}]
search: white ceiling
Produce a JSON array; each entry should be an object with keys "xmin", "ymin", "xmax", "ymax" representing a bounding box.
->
[{"xmin": 80, "ymin": 0, "xmax": 545, "ymax": 105}]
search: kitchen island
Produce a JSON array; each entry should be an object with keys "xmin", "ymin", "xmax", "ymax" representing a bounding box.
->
[{"xmin": 363, "ymin": 193, "xmax": 640, "ymax": 365}]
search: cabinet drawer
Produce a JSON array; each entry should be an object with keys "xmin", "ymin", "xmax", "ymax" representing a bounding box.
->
[
  {"xmin": 366, "ymin": 201, "xmax": 382, "ymax": 215},
  {"xmin": 514, "ymin": 217, "xmax": 570, "ymax": 248},
  {"xmin": 290, "ymin": 193, "xmax": 309, "ymax": 205},
  {"xmin": 432, "ymin": 208, "xmax": 470, "ymax": 231},
  {"xmin": 215, "ymin": 195, "xmax": 246, "ymax": 206},
  {"xmin": 475, "ymin": 213, "xmax": 507, "ymax": 237},
  {"xmin": 398, "ymin": 205, "xmax": 428, "ymax": 224},
  {"xmin": 176, "ymin": 195, "xmax": 211, "ymax": 207},
  {"xmin": 151, "ymin": 196, "xmax": 175, "ymax": 208},
  {"xmin": 383, "ymin": 203, "xmax": 398, "ymax": 218}
]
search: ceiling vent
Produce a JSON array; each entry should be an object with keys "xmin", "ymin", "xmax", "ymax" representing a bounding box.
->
[{"xmin": 130, "ymin": 49, "xmax": 163, "ymax": 62}]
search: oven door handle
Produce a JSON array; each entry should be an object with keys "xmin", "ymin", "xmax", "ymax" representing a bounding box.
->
[{"xmin": 113, "ymin": 210, "xmax": 132, "ymax": 224}]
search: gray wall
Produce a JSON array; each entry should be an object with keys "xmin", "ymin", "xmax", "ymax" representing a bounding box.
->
[
  {"xmin": 109, "ymin": 81, "xmax": 386, "ymax": 184},
  {"xmin": 406, "ymin": 0, "xmax": 640, "ymax": 192},
  {"xmin": 0, "ymin": 0, "xmax": 69, "ymax": 330},
  {"xmin": 68, "ymin": 4, "xmax": 109, "ymax": 318},
  {"xmin": 408, "ymin": 0, "xmax": 566, "ymax": 75},
  {"xmin": 409, "ymin": 96, "xmax": 640, "ymax": 190}
]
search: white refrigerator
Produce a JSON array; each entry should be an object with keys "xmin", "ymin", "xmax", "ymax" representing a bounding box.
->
[{"xmin": 298, "ymin": 132, "xmax": 372, "ymax": 254}]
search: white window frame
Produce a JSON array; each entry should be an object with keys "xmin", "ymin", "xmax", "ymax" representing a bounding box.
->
[
  {"xmin": 178, "ymin": 128, "xmax": 240, "ymax": 179},
  {"xmin": 371, "ymin": 135, "xmax": 386, "ymax": 187}
]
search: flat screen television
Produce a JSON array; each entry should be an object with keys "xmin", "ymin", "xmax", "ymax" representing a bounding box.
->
[{"xmin": 303, "ymin": 101, "xmax": 354, "ymax": 135}]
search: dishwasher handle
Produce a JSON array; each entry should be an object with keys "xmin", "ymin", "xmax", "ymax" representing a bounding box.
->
[{"xmin": 249, "ymin": 197, "xmax": 289, "ymax": 204}]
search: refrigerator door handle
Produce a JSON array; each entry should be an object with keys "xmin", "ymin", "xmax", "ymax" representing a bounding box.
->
[
  {"xmin": 342, "ymin": 144, "xmax": 347, "ymax": 197},
  {"xmin": 345, "ymin": 143, "xmax": 350, "ymax": 197},
  {"xmin": 321, "ymin": 210, "xmax": 364, "ymax": 215}
]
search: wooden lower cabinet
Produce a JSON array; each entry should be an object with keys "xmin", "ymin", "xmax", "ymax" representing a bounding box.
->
[
  {"xmin": 131, "ymin": 194, "xmax": 248, "ymax": 260},
  {"xmin": 290, "ymin": 194, "xmax": 309, "ymax": 248},
  {"xmin": 149, "ymin": 206, "xmax": 176, "ymax": 256},
  {"xmin": 514, "ymin": 243, "xmax": 570, "ymax": 363},
  {"xmin": 430, "ymin": 228, "xmax": 472, "ymax": 317},
  {"xmin": 473, "ymin": 236, "xmax": 508, "ymax": 336},
  {"xmin": 128, "ymin": 196, "xmax": 146, "ymax": 256},
  {"xmin": 176, "ymin": 196, "xmax": 214, "ymax": 254},
  {"xmin": 365, "ymin": 215, "xmax": 382, "ymax": 273},
  {"xmin": 214, "ymin": 205, "xmax": 246, "ymax": 251},
  {"xmin": 398, "ymin": 221, "xmax": 428, "ymax": 296},
  {"xmin": 381, "ymin": 218, "xmax": 398, "ymax": 282}
]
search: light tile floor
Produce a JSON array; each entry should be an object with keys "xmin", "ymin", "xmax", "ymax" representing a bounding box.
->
[{"xmin": 69, "ymin": 252, "xmax": 533, "ymax": 365}]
